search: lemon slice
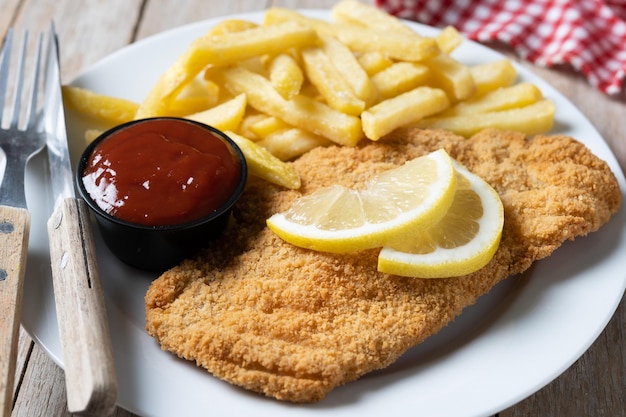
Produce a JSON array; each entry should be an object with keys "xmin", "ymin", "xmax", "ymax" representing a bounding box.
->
[
  {"xmin": 267, "ymin": 149, "xmax": 457, "ymax": 253},
  {"xmin": 226, "ymin": 130, "xmax": 301, "ymax": 189},
  {"xmin": 378, "ymin": 161, "xmax": 504, "ymax": 278}
]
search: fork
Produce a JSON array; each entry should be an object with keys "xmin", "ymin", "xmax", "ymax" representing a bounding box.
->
[{"xmin": 0, "ymin": 29, "xmax": 47, "ymax": 417}]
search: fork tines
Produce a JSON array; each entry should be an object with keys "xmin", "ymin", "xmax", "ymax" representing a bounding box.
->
[{"xmin": 0, "ymin": 29, "xmax": 45, "ymax": 131}]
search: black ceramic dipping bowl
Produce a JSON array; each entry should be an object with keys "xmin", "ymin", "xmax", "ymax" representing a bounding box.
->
[{"xmin": 76, "ymin": 117, "xmax": 247, "ymax": 271}]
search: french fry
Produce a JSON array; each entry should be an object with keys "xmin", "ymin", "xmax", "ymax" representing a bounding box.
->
[
  {"xmin": 184, "ymin": 93, "xmax": 247, "ymax": 132},
  {"xmin": 203, "ymin": 56, "xmax": 267, "ymax": 80},
  {"xmin": 424, "ymin": 53, "xmax": 476, "ymax": 102},
  {"xmin": 370, "ymin": 62, "xmax": 430, "ymax": 100},
  {"xmin": 62, "ymin": 85, "xmax": 138, "ymax": 124},
  {"xmin": 167, "ymin": 76, "xmax": 220, "ymax": 116},
  {"xmin": 167, "ymin": 96, "xmax": 215, "ymax": 117},
  {"xmin": 356, "ymin": 51, "xmax": 393, "ymax": 75},
  {"xmin": 299, "ymin": 82, "xmax": 323, "ymax": 101},
  {"xmin": 265, "ymin": 8, "xmax": 440, "ymax": 62},
  {"xmin": 85, "ymin": 129, "xmax": 102, "ymax": 144},
  {"xmin": 436, "ymin": 26, "xmax": 463, "ymax": 54},
  {"xmin": 362, "ymin": 87, "xmax": 450, "ymax": 141},
  {"xmin": 326, "ymin": 23, "xmax": 440, "ymax": 62},
  {"xmin": 191, "ymin": 21, "xmax": 317, "ymax": 69},
  {"xmin": 70, "ymin": 2, "xmax": 556, "ymax": 175},
  {"xmin": 415, "ymin": 100, "xmax": 556, "ymax": 137},
  {"xmin": 331, "ymin": 0, "xmax": 414, "ymax": 34},
  {"xmin": 333, "ymin": 1, "xmax": 463, "ymax": 57},
  {"xmin": 258, "ymin": 128, "xmax": 332, "ymax": 161},
  {"xmin": 136, "ymin": 21, "xmax": 317, "ymax": 118},
  {"xmin": 237, "ymin": 56, "xmax": 268, "ymax": 76},
  {"xmin": 238, "ymin": 111, "xmax": 269, "ymax": 141},
  {"xmin": 301, "ymin": 46, "xmax": 365, "ymax": 115},
  {"xmin": 319, "ymin": 34, "xmax": 376, "ymax": 104},
  {"xmin": 471, "ymin": 59, "xmax": 518, "ymax": 96},
  {"xmin": 264, "ymin": 7, "xmax": 335, "ymax": 34},
  {"xmin": 225, "ymin": 130, "xmax": 302, "ymax": 189},
  {"xmin": 286, "ymin": 95, "xmax": 363, "ymax": 146},
  {"xmin": 268, "ymin": 53, "xmax": 304, "ymax": 99},
  {"xmin": 249, "ymin": 115, "xmax": 290, "ymax": 139},
  {"xmin": 240, "ymin": 113, "xmax": 326, "ymax": 160},
  {"xmin": 439, "ymin": 82, "xmax": 543, "ymax": 117},
  {"xmin": 134, "ymin": 58, "xmax": 190, "ymax": 118},
  {"xmin": 333, "ymin": 0, "xmax": 463, "ymax": 61},
  {"xmin": 218, "ymin": 65, "xmax": 363, "ymax": 146},
  {"xmin": 207, "ymin": 19, "xmax": 258, "ymax": 36}
]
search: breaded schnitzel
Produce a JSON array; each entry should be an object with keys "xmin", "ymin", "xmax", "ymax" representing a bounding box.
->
[{"xmin": 145, "ymin": 128, "xmax": 621, "ymax": 403}]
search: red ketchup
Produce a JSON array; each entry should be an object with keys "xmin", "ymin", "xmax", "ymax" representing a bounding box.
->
[{"xmin": 82, "ymin": 119, "xmax": 243, "ymax": 226}]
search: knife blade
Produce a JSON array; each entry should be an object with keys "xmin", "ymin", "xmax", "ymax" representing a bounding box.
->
[{"xmin": 44, "ymin": 23, "xmax": 118, "ymax": 416}]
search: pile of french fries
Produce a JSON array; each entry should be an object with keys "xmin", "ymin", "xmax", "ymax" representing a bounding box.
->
[{"xmin": 64, "ymin": 0, "xmax": 555, "ymax": 186}]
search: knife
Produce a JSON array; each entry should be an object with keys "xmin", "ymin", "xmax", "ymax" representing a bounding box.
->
[{"xmin": 44, "ymin": 23, "xmax": 118, "ymax": 416}]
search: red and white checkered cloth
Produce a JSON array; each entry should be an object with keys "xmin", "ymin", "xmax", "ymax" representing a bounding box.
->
[{"xmin": 376, "ymin": 0, "xmax": 626, "ymax": 95}]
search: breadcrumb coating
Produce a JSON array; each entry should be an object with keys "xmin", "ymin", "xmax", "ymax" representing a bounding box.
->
[{"xmin": 145, "ymin": 128, "xmax": 621, "ymax": 403}]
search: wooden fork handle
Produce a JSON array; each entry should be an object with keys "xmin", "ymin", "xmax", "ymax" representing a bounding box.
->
[
  {"xmin": 0, "ymin": 206, "xmax": 30, "ymax": 417},
  {"xmin": 47, "ymin": 198, "xmax": 118, "ymax": 416}
]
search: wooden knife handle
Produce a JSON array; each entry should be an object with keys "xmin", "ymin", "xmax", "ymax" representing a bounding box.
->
[
  {"xmin": 0, "ymin": 206, "xmax": 29, "ymax": 417},
  {"xmin": 47, "ymin": 198, "xmax": 118, "ymax": 416}
]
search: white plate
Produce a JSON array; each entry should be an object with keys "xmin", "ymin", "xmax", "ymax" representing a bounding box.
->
[{"xmin": 21, "ymin": 10, "xmax": 626, "ymax": 417}]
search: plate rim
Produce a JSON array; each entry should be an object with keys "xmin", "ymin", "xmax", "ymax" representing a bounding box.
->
[{"xmin": 21, "ymin": 9, "xmax": 626, "ymax": 417}]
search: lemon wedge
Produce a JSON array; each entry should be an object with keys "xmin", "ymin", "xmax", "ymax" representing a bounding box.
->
[
  {"xmin": 378, "ymin": 161, "xmax": 504, "ymax": 278},
  {"xmin": 266, "ymin": 149, "xmax": 457, "ymax": 253},
  {"xmin": 226, "ymin": 130, "xmax": 301, "ymax": 189}
]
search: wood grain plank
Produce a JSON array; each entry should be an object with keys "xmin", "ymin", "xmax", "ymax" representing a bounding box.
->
[
  {"xmin": 13, "ymin": 342, "xmax": 135, "ymax": 417},
  {"xmin": 11, "ymin": 0, "xmax": 142, "ymax": 81},
  {"xmin": 13, "ymin": 329, "xmax": 33, "ymax": 396},
  {"xmin": 11, "ymin": 344, "xmax": 68, "ymax": 417}
]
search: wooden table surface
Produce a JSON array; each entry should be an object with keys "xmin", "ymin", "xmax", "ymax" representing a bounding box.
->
[{"xmin": 2, "ymin": 0, "xmax": 624, "ymax": 416}]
